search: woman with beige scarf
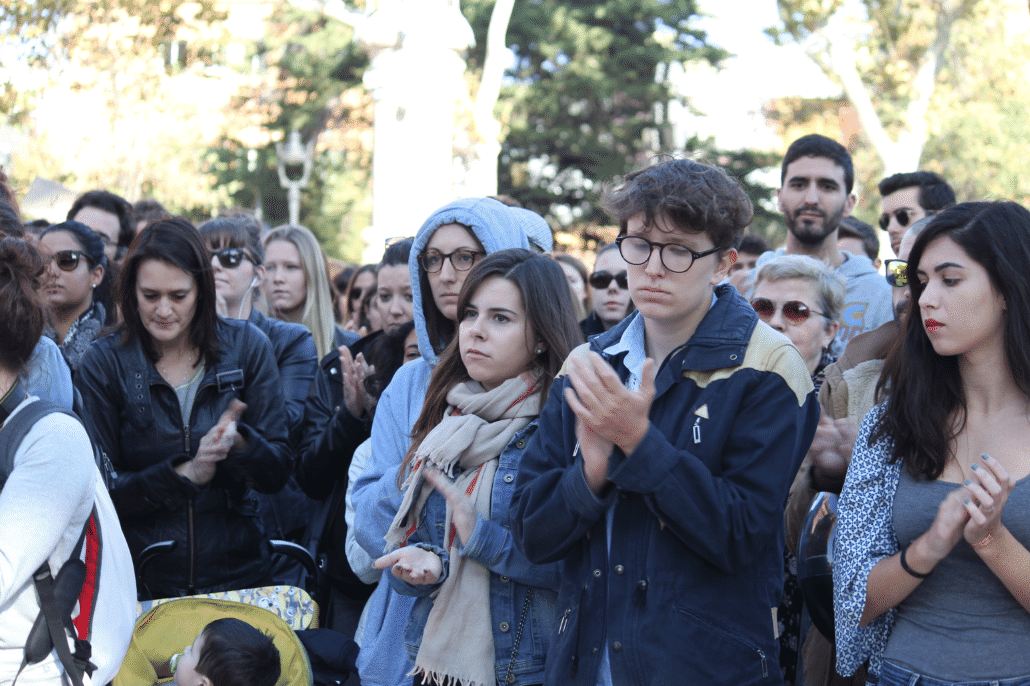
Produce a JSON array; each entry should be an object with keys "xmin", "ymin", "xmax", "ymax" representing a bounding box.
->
[{"xmin": 374, "ymin": 250, "xmax": 582, "ymax": 686}]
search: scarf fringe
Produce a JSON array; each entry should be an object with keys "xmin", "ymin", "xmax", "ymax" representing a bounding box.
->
[{"xmin": 408, "ymin": 665, "xmax": 493, "ymax": 686}]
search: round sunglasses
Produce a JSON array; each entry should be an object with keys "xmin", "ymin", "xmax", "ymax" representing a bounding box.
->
[
  {"xmin": 879, "ymin": 208, "xmax": 914, "ymax": 231},
  {"xmin": 210, "ymin": 248, "xmax": 253, "ymax": 269},
  {"xmin": 46, "ymin": 250, "xmax": 94, "ymax": 272},
  {"xmin": 751, "ymin": 297, "xmax": 831, "ymax": 324},
  {"xmin": 588, "ymin": 271, "xmax": 628, "ymax": 290}
]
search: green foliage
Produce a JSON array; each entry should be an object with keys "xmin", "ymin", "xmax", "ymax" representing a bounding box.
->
[{"xmin": 463, "ymin": 0, "xmax": 726, "ymax": 229}]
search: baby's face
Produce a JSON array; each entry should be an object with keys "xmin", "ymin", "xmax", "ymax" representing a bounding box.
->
[{"xmin": 173, "ymin": 632, "xmax": 208, "ymax": 686}]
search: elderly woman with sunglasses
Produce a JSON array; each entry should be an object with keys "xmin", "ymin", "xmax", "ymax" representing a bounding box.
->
[
  {"xmin": 752, "ymin": 255, "xmax": 846, "ymax": 386},
  {"xmin": 751, "ymin": 254, "xmax": 846, "ymax": 684},
  {"xmin": 39, "ymin": 220, "xmax": 116, "ymax": 372}
]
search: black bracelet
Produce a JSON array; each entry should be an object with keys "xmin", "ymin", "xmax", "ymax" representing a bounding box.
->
[{"xmin": 899, "ymin": 543, "xmax": 932, "ymax": 579}]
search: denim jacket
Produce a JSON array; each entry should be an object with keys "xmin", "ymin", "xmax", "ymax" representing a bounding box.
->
[{"xmin": 390, "ymin": 422, "xmax": 559, "ymax": 686}]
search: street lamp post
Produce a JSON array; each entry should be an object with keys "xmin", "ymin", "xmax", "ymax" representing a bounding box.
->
[{"xmin": 275, "ymin": 129, "xmax": 316, "ymax": 226}]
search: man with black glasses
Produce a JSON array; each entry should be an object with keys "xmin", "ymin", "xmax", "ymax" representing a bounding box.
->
[{"xmin": 877, "ymin": 171, "xmax": 955, "ymax": 256}]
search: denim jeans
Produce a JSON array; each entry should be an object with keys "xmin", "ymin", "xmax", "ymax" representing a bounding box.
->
[{"xmin": 872, "ymin": 661, "xmax": 1030, "ymax": 686}]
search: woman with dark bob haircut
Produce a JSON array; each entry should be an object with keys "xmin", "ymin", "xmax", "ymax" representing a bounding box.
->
[
  {"xmin": 834, "ymin": 201, "xmax": 1030, "ymax": 685},
  {"xmin": 75, "ymin": 217, "xmax": 292, "ymax": 598}
]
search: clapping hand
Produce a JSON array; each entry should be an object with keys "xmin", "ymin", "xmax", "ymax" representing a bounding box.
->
[{"xmin": 177, "ymin": 399, "xmax": 247, "ymax": 486}]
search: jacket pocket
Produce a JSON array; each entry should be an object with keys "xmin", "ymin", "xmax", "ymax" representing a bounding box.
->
[{"xmin": 667, "ymin": 605, "xmax": 772, "ymax": 684}]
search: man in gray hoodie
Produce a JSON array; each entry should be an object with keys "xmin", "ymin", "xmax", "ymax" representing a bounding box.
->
[{"xmin": 763, "ymin": 134, "xmax": 892, "ymax": 353}]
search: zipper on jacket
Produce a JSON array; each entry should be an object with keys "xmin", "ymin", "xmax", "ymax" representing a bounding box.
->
[
  {"xmin": 183, "ymin": 421, "xmax": 191, "ymax": 453},
  {"xmin": 558, "ymin": 608, "xmax": 571, "ymax": 634},
  {"xmin": 758, "ymin": 649, "xmax": 767, "ymax": 678},
  {"xmin": 187, "ymin": 500, "xmax": 196, "ymax": 595}
]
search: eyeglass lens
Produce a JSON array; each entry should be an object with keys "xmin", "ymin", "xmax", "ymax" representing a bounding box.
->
[
  {"xmin": 212, "ymin": 248, "xmax": 247, "ymax": 268},
  {"xmin": 588, "ymin": 271, "xmax": 628, "ymax": 290},
  {"xmin": 885, "ymin": 260, "xmax": 908, "ymax": 287},
  {"xmin": 879, "ymin": 208, "xmax": 911, "ymax": 231},
  {"xmin": 751, "ymin": 298, "xmax": 815, "ymax": 324},
  {"xmin": 53, "ymin": 251, "xmax": 83, "ymax": 271},
  {"xmin": 420, "ymin": 249, "xmax": 481, "ymax": 273}
]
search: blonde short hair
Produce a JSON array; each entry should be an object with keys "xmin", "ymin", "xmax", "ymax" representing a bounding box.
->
[{"xmin": 754, "ymin": 255, "xmax": 846, "ymax": 327}]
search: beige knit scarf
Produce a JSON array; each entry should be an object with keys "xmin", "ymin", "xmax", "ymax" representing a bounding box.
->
[{"xmin": 384, "ymin": 371, "xmax": 542, "ymax": 686}]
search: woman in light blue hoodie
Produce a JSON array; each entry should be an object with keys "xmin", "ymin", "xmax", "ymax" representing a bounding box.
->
[{"xmin": 350, "ymin": 197, "xmax": 540, "ymax": 686}]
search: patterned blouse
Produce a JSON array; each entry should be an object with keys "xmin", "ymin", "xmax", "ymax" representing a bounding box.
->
[{"xmin": 832, "ymin": 403, "xmax": 901, "ymax": 678}]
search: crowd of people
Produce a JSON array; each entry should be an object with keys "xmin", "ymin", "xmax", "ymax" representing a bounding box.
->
[{"xmin": 0, "ymin": 130, "xmax": 1028, "ymax": 686}]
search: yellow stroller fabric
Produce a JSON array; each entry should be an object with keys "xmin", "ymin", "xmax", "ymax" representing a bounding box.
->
[{"xmin": 114, "ymin": 597, "xmax": 313, "ymax": 686}]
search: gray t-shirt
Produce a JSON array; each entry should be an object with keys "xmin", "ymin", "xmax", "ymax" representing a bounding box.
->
[{"xmin": 885, "ymin": 469, "xmax": 1030, "ymax": 680}]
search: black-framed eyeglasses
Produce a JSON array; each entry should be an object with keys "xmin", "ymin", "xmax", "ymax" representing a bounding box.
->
[
  {"xmin": 588, "ymin": 271, "xmax": 628, "ymax": 290},
  {"xmin": 751, "ymin": 298, "xmax": 831, "ymax": 324},
  {"xmin": 884, "ymin": 259, "xmax": 908, "ymax": 288},
  {"xmin": 47, "ymin": 250, "xmax": 93, "ymax": 272},
  {"xmin": 419, "ymin": 248, "xmax": 485, "ymax": 273},
  {"xmin": 615, "ymin": 235, "xmax": 722, "ymax": 273},
  {"xmin": 210, "ymin": 248, "xmax": 253, "ymax": 269},
  {"xmin": 879, "ymin": 208, "xmax": 914, "ymax": 231}
]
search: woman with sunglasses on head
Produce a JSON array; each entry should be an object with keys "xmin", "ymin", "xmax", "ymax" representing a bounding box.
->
[
  {"xmin": 373, "ymin": 249, "xmax": 580, "ymax": 686},
  {"xmin": 835, "ymin": 201, "xmax": 1030, "ymax": 686},
  {"xmin": 38, "ymin": 221, "xmax": 115, "ymax": 373},
  {"xmin": 350, "ymin": 199, "xmax": 539, "ymax": 686},
  {"xmin": 75, "ymin": 217, "xmax": 292, "ymax": 598},
  {"xmin": 581, "ymin": 242, "xmax": 633, "ymax": 339},
  {"xmin": 263, "ymin": 224, "xmax": 357, "ymax": 362}
]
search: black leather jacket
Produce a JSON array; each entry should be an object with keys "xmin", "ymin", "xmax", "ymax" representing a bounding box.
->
[
  {"xmin": 75, "ymin": 320, "xmax": 292, "ymax": 597},
  {"xmin": 295, "ymin": 333, "xmax": 378, "ymax": 596}
]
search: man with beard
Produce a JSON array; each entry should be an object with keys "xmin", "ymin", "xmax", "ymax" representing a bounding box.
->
[{"xmin": 753, "ymin": 134, "xmax": 892, "ymax": 353}]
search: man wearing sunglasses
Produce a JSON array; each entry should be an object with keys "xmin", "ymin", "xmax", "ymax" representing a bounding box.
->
[
  {"xmin": 580, "ymin": 241, "xmax": 634, "ymax": 338},
  {"xmin": 765, "ymin": 134, "xmax": 893, "ymax": 353},
  {"xmin": 877, "ymin": 171, "xmax": 954, "ymax": 256}
]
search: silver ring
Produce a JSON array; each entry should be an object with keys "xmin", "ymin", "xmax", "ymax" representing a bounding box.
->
[{"xmin": 984, "ymin": 506, "xmax": 995, "ymax": 514}]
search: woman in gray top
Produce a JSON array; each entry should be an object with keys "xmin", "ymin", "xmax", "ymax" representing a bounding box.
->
[{"xmin": 834, "ymin": 201, "xmax": 1030, "ymax": 685}]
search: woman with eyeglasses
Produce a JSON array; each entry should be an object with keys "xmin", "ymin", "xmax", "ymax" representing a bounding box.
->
[
  {"xmin": 263, "ymin": 224, "xmax": 355, "ymax": 361},
  {"xmin": 75, "ymin": 217, "xmax": 292, "ymax": 598},
  {"xmin": 349, "ymin": 198, "xmax": 539, "ymax": 686},
  {"xmin": 581, "ymin": 242, "xmax": 634, "ymax": 339},
  {"xmin": 39, "ymin": 221, "xmax": 116, "ymax": 372},
  {"xmin": 834, "ymin": 201, "xmax": 1030, "ymax": 686}
]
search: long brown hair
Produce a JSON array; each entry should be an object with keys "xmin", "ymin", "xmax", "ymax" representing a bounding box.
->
[
  {"xmin": 398, "ymin": 249, "xmax": 583, "ymax": 484},
  {"xmin": 873, "ymin": 202, "xmax": 1030, "ymax": 479}
]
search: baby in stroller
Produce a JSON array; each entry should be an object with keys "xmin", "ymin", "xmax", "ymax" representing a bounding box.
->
[{"xmin": 165, "ymin": 618, "xmax": 281, "ymax": 686}]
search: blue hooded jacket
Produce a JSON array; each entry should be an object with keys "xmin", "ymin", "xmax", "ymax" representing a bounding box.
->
[
  {"xmin": 350, "ymin": 197, "xmax": 531, "ymax": 686},
  {"xmin": 510, "ymin": 285, "xmax": 819, "ymax": 686}
]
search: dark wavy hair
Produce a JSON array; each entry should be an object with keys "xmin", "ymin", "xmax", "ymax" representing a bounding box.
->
[
  {"xmin": 119, "ymin": 217, "xmax": 221, "ymax": 366},
  {"xmin": 399, "ymin": 249, "xmax": 583, "ymax": 482},
  {"xmin": 781, "ymin": 134, "xmax": 854, "ymax": 194},
  {"xmin": 67, "ymin": 190, "xmax": 133, "ymax": 254},
  {"xmin": 196, "ymin": 618, "xmax": 280, "ymax": 686},
  {"xmin": 41, "ymin": 220, "xmax": 116, "ymax": 326},
  {"xmin": 873, "ymin": 201, "xmax": 1030, "ymax": 479},
  {"xmin": 602, "ymin": 158, "xmax": 754, "ymax": 250},
  {"xmin": 878, "ymin": 171, "xmax": 955, "ymax": 212},
  {"xmin": 0, "ymin": 237, "xmax": 46, "ymax": 373}
]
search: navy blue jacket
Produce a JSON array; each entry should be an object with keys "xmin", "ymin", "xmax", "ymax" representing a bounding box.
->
[{"xmin": 509, "ymin": 285, "xmax": 819, "ymax": 686}]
